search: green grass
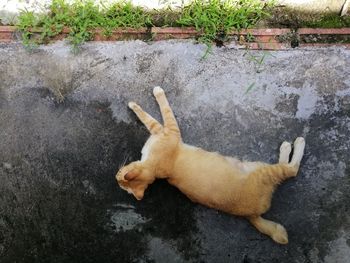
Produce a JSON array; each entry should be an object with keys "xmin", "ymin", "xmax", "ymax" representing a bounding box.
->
[
  {"xmin": 17, "ymin": 0, "xmax": 274, "ymax": 50},
  {"xmin": 18, "ymin": 0, "xmax": 152, "ymax": 49},
  {"xmin": 177, "ymin": 0, "xmax": 273, "ymax": 45}
]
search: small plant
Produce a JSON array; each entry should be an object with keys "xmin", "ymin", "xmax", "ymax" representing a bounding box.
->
[
  {"xmin": 243, "ymin": 49, "xmax": 275, "ymax": 94},
  {"xmin": 246, "ymin": 50, "xmax": 274, "ymax": 73},
  {"xmin": 17, "ymin": 9, "xmax": 39, "ymax": 47},
  {"xmin": 244, "ymin": 82, "xmax": 256, "ymax": 94}
]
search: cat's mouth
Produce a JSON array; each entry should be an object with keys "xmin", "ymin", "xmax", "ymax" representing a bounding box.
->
[{"xmin": 119, "ymin": 183, "xmax": 144, "ymax": 200}]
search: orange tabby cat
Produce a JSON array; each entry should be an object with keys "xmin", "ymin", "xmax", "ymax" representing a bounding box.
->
[{"xmin": 116, "ymin": 87, "xmax": 305, "ymax": 244}]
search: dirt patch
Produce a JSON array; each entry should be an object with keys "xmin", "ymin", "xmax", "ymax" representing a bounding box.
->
[{"xmin": 300, "ymin": 34, "xmax": 350, "ymax": 44}]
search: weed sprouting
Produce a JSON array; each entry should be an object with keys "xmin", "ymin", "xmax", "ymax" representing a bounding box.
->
[
  {"xmin": 244, "ymin": 82, "xmax": 256, "ymax": 94},
  {"xmin": 246, "ymin": 50, "xmax": 274, "ymax": 73},
  {"xmin": 243, "ymin": 50, "xmax": 275, "ymax": 94}
]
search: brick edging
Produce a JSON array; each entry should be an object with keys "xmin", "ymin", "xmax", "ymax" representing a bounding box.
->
[
  {"xmin": 0, "ymin": 26, "xmax": 17, "ymax": 43},
  {"xmin": 297, "ymin": 28, "xmax": 350, "ymax": 35},
  {"xmin": 1, "ymin": 26, "xmax": 350, "ymax": 50}
]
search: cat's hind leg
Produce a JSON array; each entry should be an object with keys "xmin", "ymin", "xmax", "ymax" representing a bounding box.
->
[
  {"xmin": 153, "ymin": 87, "xmax": 180, "ymax": 135},
  {"xmin": 274, "ymin": 137, "xmax": 305, "ymax": 180},
  {"xmin": 248, "ymin": 216, "xmax": 288, "ymax": 244},
  {"xmin": 244, "ymin": 139, "xmax": 304, "ymax": 244},
  {"xmin": 128, "ymin": 102, "xmax": 163, "ymax": 134},
  {"xmin": 241, "ymin": 140, "xmax": 293, "ymax": 174}
]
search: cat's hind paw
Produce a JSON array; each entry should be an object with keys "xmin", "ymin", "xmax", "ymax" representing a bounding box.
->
[
  {"xmin": 294, "ymin": 137, "xmax": 305, "ymax": 147},
  {"xmin": 291, "ymin": 137, "xmax": 305, "ymax": 166},
  {"xmin": 279, "ymin": 141, "xmax": 292, "ymax": 163},
  {"xmin": 280, "ymin": 141, "xmax": 291, "ymax": 153},
  {"xmin": 153, "ymin": 86, "xmax": 164, "ymax": 96}
]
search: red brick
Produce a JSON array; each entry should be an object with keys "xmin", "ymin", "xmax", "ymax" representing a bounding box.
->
[
  {"xmin": 0, "ymin": 27, "xmax": 16, "ymax": 42},
  {"xmin": 151, "ymin": 27, "xmax": 199, "ymax": 41},
  {"xmin": 242, "ymin": 42, "xmax": 290, "ymax": 50},
  {"xmin": 231, "ymin": 28, "xmax": 291, "ymax": 36}
]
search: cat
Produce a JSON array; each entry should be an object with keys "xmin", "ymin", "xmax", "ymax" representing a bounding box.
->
[{"xmin": 116, "ymin": 86, "xmax": 305, "ymax": 244}]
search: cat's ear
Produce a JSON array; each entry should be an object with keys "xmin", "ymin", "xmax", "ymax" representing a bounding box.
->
[{"xmin": 124, "ymin": 171, "xmax": 139, "ymax": 181}]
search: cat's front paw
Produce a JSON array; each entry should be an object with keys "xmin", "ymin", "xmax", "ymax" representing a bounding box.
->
[
  {"xmin": 128, "ymin": 102, "xmax": 139, "ymax": 110},
  {"xmin": 153, "ymin": 86, "xmax": 164, "ymax": 96}
]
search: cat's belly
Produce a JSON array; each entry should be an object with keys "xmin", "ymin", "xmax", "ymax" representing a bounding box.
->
[
  {"xmin": 168, "ymin": 174, "xmax": 240, "ymax": 210},
  {"xmin": 169, "ymin": 143, "xmax": 264, "ymax": 216},
  {"xmin": 176, "ymin": 184, "xmax": 260, "ymax": 216},
  {"xmin": 169, "ymin": 166, "xmax": 255, "ymax": 215}
]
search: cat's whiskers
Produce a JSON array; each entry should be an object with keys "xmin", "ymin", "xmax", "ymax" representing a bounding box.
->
[{"xmin": 118, "ymin": 154, "xmax": 129, "ymax": 171}]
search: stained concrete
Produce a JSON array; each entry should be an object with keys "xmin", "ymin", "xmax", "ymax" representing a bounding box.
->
[
  {"xmin": 0, "ymin": 41, "xmax": 349, "ymax": 262},
  {"xmin": 279, "ymin": 0, "xmax": 346, "ymax": 14}
]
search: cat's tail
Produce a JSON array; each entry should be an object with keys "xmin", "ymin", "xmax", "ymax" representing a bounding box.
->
[{"xmin": 248, "ymin": 216, "xmax": 288, "ymax": 244}]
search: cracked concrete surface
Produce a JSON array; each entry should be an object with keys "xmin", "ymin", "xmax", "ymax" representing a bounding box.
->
[{"xmin": 0, "ymin": 40, "xmax": 349, "ymax": 262}]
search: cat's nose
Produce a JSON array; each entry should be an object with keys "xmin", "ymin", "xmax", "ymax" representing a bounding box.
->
[{"xmin": 116, "ymin": 173, "xmax": 127, "ymax": 183}]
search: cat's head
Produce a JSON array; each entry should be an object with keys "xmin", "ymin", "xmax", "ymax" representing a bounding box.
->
[{"xmin": 116, "ymin": 162, "xmax": 155, "ymax": 200}]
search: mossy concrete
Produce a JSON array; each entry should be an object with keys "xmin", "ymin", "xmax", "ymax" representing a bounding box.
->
[{"xmin": 0, "ymin": 41, "xmax": 349, "ymax": 262}]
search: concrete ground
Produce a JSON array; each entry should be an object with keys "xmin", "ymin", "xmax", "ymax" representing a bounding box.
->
[{"xmin": 0, "ymin": 40, "xmax": 349, "ymax": 262}]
